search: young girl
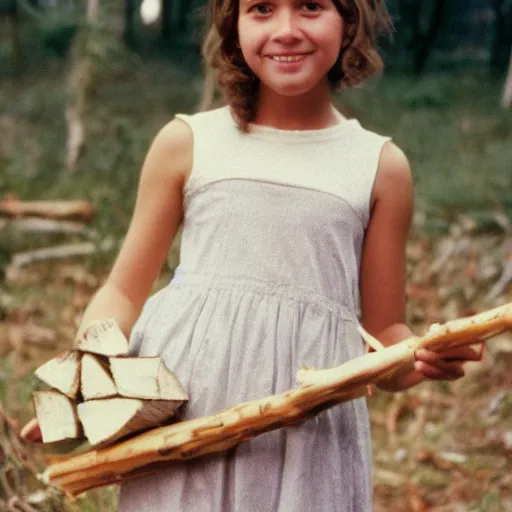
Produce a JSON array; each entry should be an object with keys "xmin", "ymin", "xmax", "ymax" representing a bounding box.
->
[{"xmin": 61, "ymin": 0, "xmax": 481, "ymax": 510}]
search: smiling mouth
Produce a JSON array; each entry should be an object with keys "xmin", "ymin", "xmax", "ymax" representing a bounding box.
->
[{"xmin": 270, "ymin": 54, "xmax": 311, "ymax": 62}]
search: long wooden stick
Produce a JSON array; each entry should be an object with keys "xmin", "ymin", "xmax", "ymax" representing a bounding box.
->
[{"xmin": 43, "ymin": 303, "xmax": 512, "ymax": 498}]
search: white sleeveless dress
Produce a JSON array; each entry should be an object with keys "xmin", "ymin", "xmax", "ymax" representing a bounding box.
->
[{"xmin": 118, "ymin": 105, "xmax": 390, "ymax": 512}]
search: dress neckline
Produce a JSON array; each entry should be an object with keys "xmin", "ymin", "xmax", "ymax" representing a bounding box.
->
[{"xmin": 223, "ymin": 106, "xmax": 359, "ymax": 143}]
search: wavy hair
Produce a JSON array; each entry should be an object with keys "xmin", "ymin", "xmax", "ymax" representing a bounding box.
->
[{"xmin": 200, "ymin": 0, "xmax": 392, "ymax": 132}]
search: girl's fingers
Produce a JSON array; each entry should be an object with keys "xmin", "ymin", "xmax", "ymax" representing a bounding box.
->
[
  {"xmin": 415, "ymin": 346, "xmax": 482, "ymax": 363},
  {"xmin": 20, "ymin": 418, "xmax": 42, "ymax": 443},
  {"xmin": 414, "ymin": 360, "xmax": 465, "ymax": 380},
  {"xmin": 413, "ymin": 344, "xmax": 485, "ymax": 382}
]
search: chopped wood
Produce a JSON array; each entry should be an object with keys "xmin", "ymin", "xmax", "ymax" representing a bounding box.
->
[
  {"xmin": 35, "ymin": 351, "xmax": 81, "ymax": 399},
  {"xmin": 81, "ymin": 354, "xmax": 118, "ymax": 400},
  {"xmin": 33, "ymin": 391, "xmax": 81, "ymax": 444},
  {"xmin": 77, "ymin": 398, "xmax": 182, "ymax": 447},
  {"xmin": 42, "ymin": 302, "xmax": 512, "ymax": 497},
  {"xmin": 76, "ymin": 319, "xmax": 129, "ymax": 357},
  {"xmin": 0, "ymin": 198, "xmax": 95, "ymax": 222},
  {"xmin": 110, "ymin": 357, "xmax": 188, "ymax": 401}
]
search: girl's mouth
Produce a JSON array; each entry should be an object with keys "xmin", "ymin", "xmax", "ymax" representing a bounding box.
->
[
  {"xmin": 272, "ymin": 55, "xmax": 307, "ymax": 62},
  {"xmin": 270, "ymin": 53, "xmax": 312, "ymax": 62}
]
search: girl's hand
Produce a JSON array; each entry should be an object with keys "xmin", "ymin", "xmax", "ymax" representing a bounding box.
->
[
  {"xmin": 413, "ymin": 345, "xmax": 484, "ymax": 381},
  {"xmin": 20, "ymin": 418, "xmax": 42, "ymax": 443}
]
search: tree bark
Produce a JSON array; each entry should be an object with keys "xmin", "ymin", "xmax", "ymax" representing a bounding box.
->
[
  {"xmin": 124, "ymin": 0, "xmax": 137, "ymax": 47},
  {"xmin": 65, "ymin": 0, "xmax": 99, "ymax": 171},
  {"xmin": 491, "ymin": 0, "xmax": 512, "ymax": 71},
  {"xmin": 413, "ymin": 0, "xmax": 447, "ymax": 75},
  {"xmin": 161, "ymin": 0, "xmax": 172, "ymax": 40},
  {"xmin": 502, "ymin": 48, "xmax": 512, "ymax": 108}
]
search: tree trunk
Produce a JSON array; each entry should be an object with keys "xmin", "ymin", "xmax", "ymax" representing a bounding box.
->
[
  {"xmin": 491, "ymin": 0, "xmax": 512, "ymax": 71},
  {"xmin": 502, "ymin": 48, "xmax": 512, "ymax": 108},
  {"xmin": 413, "ymin": 0, "xmax": 447, "ymax": 75},
  {"xmin": 0, "ymin": 0, "xmax": 20, "ymax": 66},
  {"xmin": 124, "ymin": 0, "xmax": 137, "ymax": 47},
  {"xmin": 65, "ymin": 0, "xmax": 99, "ymax": 171},
  {"xmin": 161, "ymin": 0, "xmax": 172, "ymax": 40}
]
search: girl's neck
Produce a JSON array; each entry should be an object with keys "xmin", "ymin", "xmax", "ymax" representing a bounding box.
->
[{"xmin": 252, "ymin": 83, "xmax": 339, "ymax": 131}]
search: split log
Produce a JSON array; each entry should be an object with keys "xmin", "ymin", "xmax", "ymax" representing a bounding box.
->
[
  {"xmin": 81, "ymin": 354, "xmax": 118, "ymax": 400},
  {"xmin": 110, "ymin": 357, "xmax": 188, "ymax": 401},
  {"xmin": 0, "ymin": 198, "xmax": 95, "ymax": 222},
  {"xmin": 77, "ymin": 319, "xmax": 129, "ymax": 357},
  {"xmin": 35, "ymin": 351, "xmax": 81, "ymax": 400},
  {"xmin": 33, "ymin": 391, "xmax": 81, "ymax": 444},
  {"xmin": 77, "ymin": 398, "xmax": 182, "ymax": 447},
  {"xmin": 43, "ymin": 302, "xmax": 512, "ymax": 497}
]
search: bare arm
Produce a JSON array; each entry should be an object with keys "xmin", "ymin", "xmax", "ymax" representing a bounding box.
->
[
  {"xmin": 360, "ymin": 143, "xmax": 479, "ymax": 392},
  {"xmin": 75, "ymin": 119, "xmax": 193, "ymax": 340}
]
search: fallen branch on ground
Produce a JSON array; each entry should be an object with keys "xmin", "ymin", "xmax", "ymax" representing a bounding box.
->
[
  {"xmin": 2, "ymin": 217, "xmax": 95, "ymax": 237},
  {"xmin": 0, "ymin": 198, "xmax": 95, "ymax": 222},
  {"xmin": 9, "ymin": 241, "xmax": 112, "ymax": 269},
  {"xmin": 42, "ymin": 302, "xmax": 512, "ymax": 498}
]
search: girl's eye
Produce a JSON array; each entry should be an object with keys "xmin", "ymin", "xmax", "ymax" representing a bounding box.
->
[
  {"xmin": 302, "ymin": 1, "xmax": 322, "ymax": 11},
  {"xmin": 250, "ymin": 3, "xmax": 272, "ymax": 14}
]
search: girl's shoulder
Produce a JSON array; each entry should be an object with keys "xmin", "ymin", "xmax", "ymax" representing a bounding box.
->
[
  {"xmin": 343, "ymin": 115, "xmax": 391, "ymax": 146},
  {"xmin": 175, "ymin": 105, "xmax": 232, "ymax": 132},
  {"xmin": 371, "ymin": 141, "xmax": 412, "ymax": 211}
]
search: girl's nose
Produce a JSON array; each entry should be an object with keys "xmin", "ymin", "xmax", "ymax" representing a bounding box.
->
[{"xmin": 273, "ymin": 10, "xmax": 302, "ymax": 43}]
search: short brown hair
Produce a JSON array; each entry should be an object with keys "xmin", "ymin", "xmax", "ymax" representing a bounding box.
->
[{"xmin": 200, "ymin": 0, "xmax": 392, "ymax": 132}]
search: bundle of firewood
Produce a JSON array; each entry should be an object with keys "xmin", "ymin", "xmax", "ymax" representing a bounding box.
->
[
  {"xmin": 31, "ymin": 319, "xmax": 188, "ymax": 449},
  {"xmin": 35, "ymin": 303, "xmax": 512, "ymax": 499}
]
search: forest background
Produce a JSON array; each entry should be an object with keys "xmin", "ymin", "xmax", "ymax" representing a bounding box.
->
[{"xmin": 0, "ymin": 0, "xmax": 512, "ymax": 510}]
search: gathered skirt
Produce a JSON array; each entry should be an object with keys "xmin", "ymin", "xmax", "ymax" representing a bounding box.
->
[{"xmin": 118, "ymin": 271, "xmax": 373, "ymax": 512}]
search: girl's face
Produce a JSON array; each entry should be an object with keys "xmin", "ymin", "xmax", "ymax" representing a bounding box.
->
[{"xmin": 237, "ymin": 0, "xmax": 344, "ymax": 98}]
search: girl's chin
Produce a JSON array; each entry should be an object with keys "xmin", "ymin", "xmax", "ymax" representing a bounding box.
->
[{"xmin": 259, "ymin": 78, "xmax": 327, "ymax": 99}]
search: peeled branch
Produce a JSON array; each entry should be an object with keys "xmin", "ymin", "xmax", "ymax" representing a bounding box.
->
[{"xmin": 43, "ymin": 302, "xmax": 512, "ymax": 497}]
